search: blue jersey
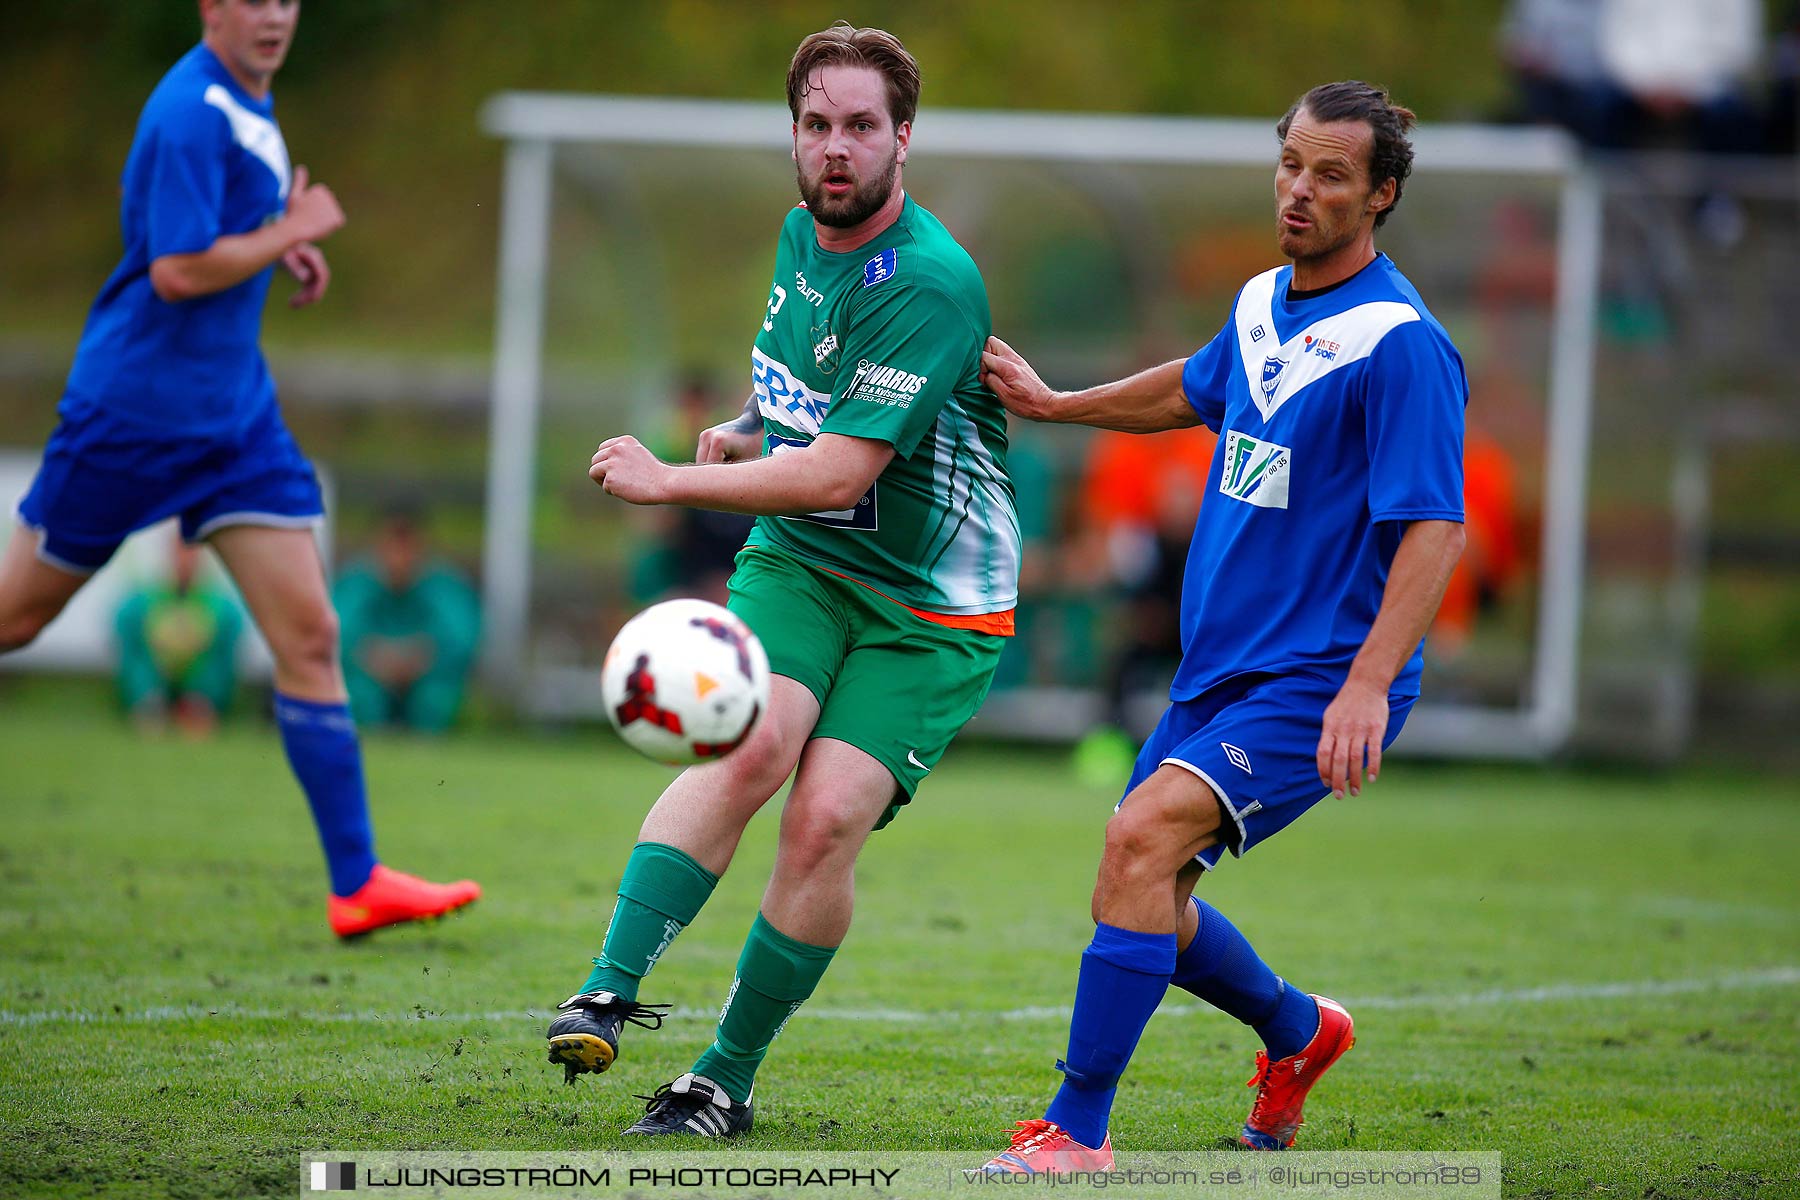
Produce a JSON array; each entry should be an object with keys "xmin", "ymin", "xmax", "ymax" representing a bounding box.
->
[
  {"xmin": 63, "ymin": 44, "xmax": 291, "ymax": 436},
  {"xmin": 1175, "ymin": 254, "xmax": 1466, "ymax": 701}
]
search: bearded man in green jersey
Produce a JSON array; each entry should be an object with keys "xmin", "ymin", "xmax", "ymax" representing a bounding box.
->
[{"xmin": 549, "ymin": 21, "xmax": 1020, "ymax": 1138}]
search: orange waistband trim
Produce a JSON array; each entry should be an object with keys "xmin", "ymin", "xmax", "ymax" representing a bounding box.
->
[{"xmin": 816, "ymin": 564, "xmax": 1015, "ymax": 636}]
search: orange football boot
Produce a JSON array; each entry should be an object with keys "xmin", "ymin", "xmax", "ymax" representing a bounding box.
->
[{"xmin": 328, "ymin": 864, "xmax": 481, "ymax": 939}]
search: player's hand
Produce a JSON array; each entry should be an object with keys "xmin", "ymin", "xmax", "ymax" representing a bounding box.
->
[
  {"xmin": 980, "ymin": 335, "xmax": 1059, "ymax": 421},
  {"xmin": 696, "ymin": 417, "xmax": 764, "ymax": 465},
  {"xmin": 1317, "ymin": 677, "xmax": 1388, "ymax": 799},
  {"xmin": 281, "ymin": 242, "xmax": 330, "ymax": 308},
  {"xmin": 284, "ymin": 165, "xmax": 346, "ymax": 244},
  {"xmin": 589, "ymin": 436, "xmax": 672, "ymax": 504}
]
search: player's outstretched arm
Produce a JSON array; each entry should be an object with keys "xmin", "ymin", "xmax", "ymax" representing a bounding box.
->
[
  {"xmin": 980, "ymin": 336, "xmax": 1200, "ymax": 434},
  {"xmin": 591, "ymin": 432, "xmax": 892, "ymax": 515},
  {"xmin": 1317, "ymin": 519, "xmax": 1466, "ymax": 799},
  {"xmin": 149, "ymin": 165, "xmax": 345, "ymax": 303}
]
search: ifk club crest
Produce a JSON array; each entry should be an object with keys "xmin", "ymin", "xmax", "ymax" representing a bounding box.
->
[{"xmin": 1260, "ymin": 355, "xmax": 1287, "ymax": 399}]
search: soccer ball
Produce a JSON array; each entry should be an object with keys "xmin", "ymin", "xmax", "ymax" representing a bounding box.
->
[{"xmin": 600, "ymin": 599, "xmax": 770, "ymax": 765}]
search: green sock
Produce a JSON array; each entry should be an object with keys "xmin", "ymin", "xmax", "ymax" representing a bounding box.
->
[
  {"xmin": 578, "ymin": 842, "xmax": 719, "ymax": 1002},
  {"xmin": 692, "ymin": 912, "xmax": 837, "ymax": 1103}
]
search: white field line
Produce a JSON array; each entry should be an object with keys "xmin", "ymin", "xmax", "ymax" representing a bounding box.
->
[{"xmin": 3, "ymin": 966, "xmax": 1797, "ymax": 1029}]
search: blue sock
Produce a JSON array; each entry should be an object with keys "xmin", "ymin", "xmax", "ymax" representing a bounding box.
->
[
  {"xmin": 1043, "ymin": 923, "xmax": 1175, "ymax": 1149},
  {"xmin": 275, "ymin": 693, "xmax": 378, "ymax": 896},
  {"xmin": 1171, "ymin": 896, "xmax": 1318, "ymax": 1061}
]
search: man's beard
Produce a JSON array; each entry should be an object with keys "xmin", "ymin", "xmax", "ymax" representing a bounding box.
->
[
  {"xmin": 1277, "ymin": 195, "xmax": 1371, "ymax": 265},
  {"xmin": 797, "ymin": 146, "xmax": 899, "ymax": 229},
  {"xmin": 1281, "ymin": 219, "xmax": 1358, "ymax": 265}
]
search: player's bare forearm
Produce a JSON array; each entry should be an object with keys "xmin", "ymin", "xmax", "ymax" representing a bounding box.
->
[
  {"xmin": 150, "ymin": 167, "xmax": 344, "ymax": 303},
  {"xmin": 1056, "ymin": 359, "xmax": 1201, "ymax": 433},
  {"xmin": 1345, "ymin": 519, "xmax": 1466, "ymax": 693},
  {"xmin": 591, "ymin": 432, "xmax": 893, "ymax": 514},
  {"xmin": 149, "ymin": 221, "xmax": 309, "ymax": 302},
  {"xmin": 668, "ymin": 432, "xmax": 893, "ymax": 514},
  {"xmin": 981, "ymin": 336, "xmax": 1198, "ymax": 433},
  {"xmin": 1318, "ymin": 519, "xmax": 1464, "ymax": 797}
]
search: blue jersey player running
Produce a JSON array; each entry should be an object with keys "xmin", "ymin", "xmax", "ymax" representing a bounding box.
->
[
  {"xmin": 977, "ymin": 81, "xmax": 1467, "ymax": 1169},
  {"xmin": 0, "ymin": 0, "xmax": 479, "ymax": 939}
]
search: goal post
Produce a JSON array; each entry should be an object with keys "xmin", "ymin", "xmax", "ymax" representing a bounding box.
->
[{"xmin": 479, "ymin": 93, "xmax": 1599, "ymax": 760}]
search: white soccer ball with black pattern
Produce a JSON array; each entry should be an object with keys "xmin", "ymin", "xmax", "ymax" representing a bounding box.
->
[{"xmin": 600, "ymin": 599, "xmax": 770, "ymax": 765}]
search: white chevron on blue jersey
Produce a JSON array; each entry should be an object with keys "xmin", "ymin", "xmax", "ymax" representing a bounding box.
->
[
  {"xmin": 202, "ymin": 84, "xmax": 290, "ymax": 201},
  {"xmin": 1232, "ymin": 267, "xmax": 1420, "ymax": 422},
  {"xmin": 752, "ymin": 346, "xmax": 832, "ymax": 436}
]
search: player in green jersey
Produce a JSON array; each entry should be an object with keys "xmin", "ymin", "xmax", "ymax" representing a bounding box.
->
[{"xmin": 545, "ymin": 22, "xmax": 1021, "ymax": 1137}]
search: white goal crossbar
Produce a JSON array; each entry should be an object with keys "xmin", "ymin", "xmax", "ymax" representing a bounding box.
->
[{"xmin": 480, "ymin": 93, "xmax": 1599, "ymax": 759}]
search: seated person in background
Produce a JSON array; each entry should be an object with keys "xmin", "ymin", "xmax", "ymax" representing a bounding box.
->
[
  {"xmin": 333, "ymin": 503, "xmax": 481, "ymax": 734},
  {"xmin": 630, "ymin": 374, "xmax": 755, "ymax": 607},
  {"xmin": 666, "ymin": 503, "xmax": 756, "ymax": 608},
  {"xmin": 116, "ymin": 536, "xmax": 243, "ymax": 738}
]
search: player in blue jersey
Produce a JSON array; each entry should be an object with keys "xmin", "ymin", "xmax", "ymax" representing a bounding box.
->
[
  {"xmin": 0, "ymin": 0, "xmax": 479, "ymax": 939},
  {"xmin": 977, "ymin": 82, "xmax": 1467, "ymax": 1169}
]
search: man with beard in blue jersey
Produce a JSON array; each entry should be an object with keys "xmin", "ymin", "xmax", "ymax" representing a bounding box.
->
[
  {"xmin": 0, "ymin": 0, "xmax": 479, "ymax": 938},
  {"xmin": 978, "ymin": 81, "xmax": 1466, "ymax": 1168}
]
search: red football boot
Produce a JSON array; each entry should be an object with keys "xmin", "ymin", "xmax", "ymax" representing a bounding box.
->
[
  {"xmin": 1240, "ymin": 994, "xmax": 1355, "ymax": 1150},
  {"xmin": 980, "ymin": 1119, "xmax": 1115, "ymax": 1175}
]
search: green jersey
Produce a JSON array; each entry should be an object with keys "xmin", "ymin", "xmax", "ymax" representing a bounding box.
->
[{"xmin": 744, "ymin": 194, "xmax": 1020, "ymax": 619}]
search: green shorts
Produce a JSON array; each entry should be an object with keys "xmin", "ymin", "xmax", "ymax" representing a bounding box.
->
[{"xmin": 726, "ymin": 546, "xmax": 1006, "ymax": 828}]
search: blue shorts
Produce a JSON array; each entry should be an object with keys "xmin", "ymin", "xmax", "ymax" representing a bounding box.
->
[
  {"xmin": 1122, "ymin": 670, "xmax": 1417, "ymax": 871},
  {"xmin": 14, "ymin": 397, "xmax": 323, "ymax": 574}
]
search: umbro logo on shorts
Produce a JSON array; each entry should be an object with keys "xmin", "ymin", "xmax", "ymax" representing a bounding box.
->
[{"xmin": 1222, "ymin": 743, "xmax": 1253, "ymax": 774}]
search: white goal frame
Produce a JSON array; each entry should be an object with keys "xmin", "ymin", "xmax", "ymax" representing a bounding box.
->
[{"xmin": 479, "ymin": 93, "xmax": 1600, "ymax": 759}]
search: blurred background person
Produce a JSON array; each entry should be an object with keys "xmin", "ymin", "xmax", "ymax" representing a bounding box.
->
[
  {"xmin": 115, "ymin": 533, "xmax": 243, "ymax": 738},
  {"xmin": 988, "ymin": 426, "xmax": 1058, "ymax": 691},
  {"xmin": 1500, "ymin": 0, "xmax": 1621, "ymax": 145},
  {"xmin": 1502, "ymin": 0, "xmax": 1766, "ymax": 154},
  {"xmin": 1597, "ymin": 0, "xmax": 1767, "ymax": 154},
  {"xmin": 1430, "ymin": 426, "xmax": 1523, "ymax": 662},
  {"xmin": 1773, "ymin": 1, "xmax": 1800, "ymax": 152},
  {"xmin": 1503, "ymin": 0, "xmax": 1769, "ymax": 247},
  {"xmin": 1600, "ymin": 0, "xmax": 1768, "ymax": 245},
  {"xmin": 629, "ymin": 374, "xmax": 755, "ymax": 608},
  {"xmin": 1068, "ymin": 426, "xmax": 1215, "ymax": 782},
  {"xmin": 334, "ymin": 501, "xmax": 482, "ymax": 734}
]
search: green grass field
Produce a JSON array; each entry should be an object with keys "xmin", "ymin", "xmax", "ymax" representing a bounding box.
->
[{"xmin": 2, "ymin": 697, "xmax": 1797, "ymax": 1199}]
